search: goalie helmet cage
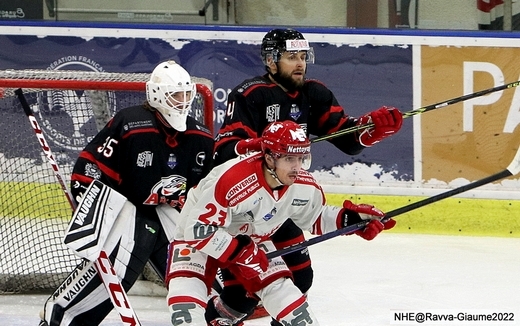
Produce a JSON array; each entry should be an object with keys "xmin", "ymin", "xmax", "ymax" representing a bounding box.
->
[{"xmin": 0, "ymin": 69, "xmax": 214, "ymax": 293}]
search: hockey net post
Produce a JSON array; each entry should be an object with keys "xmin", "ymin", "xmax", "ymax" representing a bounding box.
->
[{"xmin": 0, "ymin": 69, "xmax": 214, "ymax": 294}]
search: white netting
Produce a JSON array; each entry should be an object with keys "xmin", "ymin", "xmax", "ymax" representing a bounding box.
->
[{"xmin": 0, "ymin": 69, "xmax": 213, "ymax": 293}]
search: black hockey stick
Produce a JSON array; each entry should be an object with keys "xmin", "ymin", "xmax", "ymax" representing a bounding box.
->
[
  {"xmin": 266, "ymin": 145, "xmax": 520, "ymax": 259},
  {"xmin": 312, "ymin": 80, "xmax": 520, "ymax": 143},
  {"xmin": 16, "ymin": 89, "xmax": 142, "ymax": 326}
]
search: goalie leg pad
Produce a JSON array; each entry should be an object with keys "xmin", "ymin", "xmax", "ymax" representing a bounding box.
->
[
  {"xmin": 64, "ymin": 180, "xmax": 128, "ymax": 261},
  {"xmin": 43, "ymin": 206, "xmax": 164, "ymax": 325}
]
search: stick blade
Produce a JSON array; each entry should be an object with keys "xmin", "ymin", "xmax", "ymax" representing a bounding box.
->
[{"xmin": 506, "ymin": 146, "xmax": 520, "ymax": 176}]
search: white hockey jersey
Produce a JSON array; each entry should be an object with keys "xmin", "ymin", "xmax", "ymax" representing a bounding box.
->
[{"xmin": 174, "ymin": 152, "xmax": 344, "ymax": 262}]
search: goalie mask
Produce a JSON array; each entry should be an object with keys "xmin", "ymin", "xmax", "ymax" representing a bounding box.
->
[
  {"xmin": 261, "ymin": 120, "xmax": 312, "ymax": 171},
  {"xmin": 146, "ymin": 60, "xmax": 196, "ymax": 132},
  {"xmin": 261, "ymin": 28, "xmax": 315, "ymax": 66}
]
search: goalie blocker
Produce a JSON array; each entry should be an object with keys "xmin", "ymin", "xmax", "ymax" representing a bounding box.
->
[{"xmin": 42, "ymin": 180, "xmax": 176, "ymax": 326}]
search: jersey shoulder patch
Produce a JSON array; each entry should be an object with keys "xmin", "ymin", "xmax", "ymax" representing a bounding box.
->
[
  {"xmin": 234, "ymin": 76, "xmax": 272, "ymax": 94},
  {"xmin": 185, "ymin": 117, "xmax": 212, "ymax": 138},
  {"xmin": 215, "ymin": 154, "xmax": 263, "ymax": 206},
  {"xmin": 113, "ymin": 106, "xmax": 158, "ymax": 137}
]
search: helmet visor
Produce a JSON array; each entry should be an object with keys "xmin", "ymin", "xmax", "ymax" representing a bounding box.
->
[{"xmin": 271, "ymin": 152, "xmax": 312, "ymax": 171}]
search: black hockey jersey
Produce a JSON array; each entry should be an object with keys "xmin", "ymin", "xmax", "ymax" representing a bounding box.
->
[
  {"xmin": 71, "ymin": 105, "xmax": 214, "ymax": 218},
  {"xmin": 214, "ymin": 74, "xmax": 364, "ymax": 164}
]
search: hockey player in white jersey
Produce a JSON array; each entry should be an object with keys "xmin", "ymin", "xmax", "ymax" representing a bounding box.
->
[{"xmin": 165, "ymin": 120, "xmax": 395, "ymax": 325}]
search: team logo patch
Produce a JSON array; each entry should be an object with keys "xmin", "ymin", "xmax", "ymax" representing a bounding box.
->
[
  {"xmin": 136, "ymin": 151, "xmax": 153, "ymax": 167},
  {"xmin": 263, "ymin": 207, "xmax": 277, "ymax": 221},
  {"xmin": 290, "ymin": 104, "xmax": 301, "ymax": 120},
  {"xmin": 291, "ymin": 199, "xmax": 309, "ymax": 206},
  {"xmin": 143, "ymin": 175, "xmax": 187, "ymax": 207},
  {"xmin": 196, "ymin": 152, "xmax": 206, "ymax": 166},
  {"xmin": 266, "ymin": 104, "xmax": 280, "ymax": 122},
  {"xmin": 168, "ymin": 153, "xmax": 177, "ymax": 169},
  {"xmin": 84, "ymin": 163, "xmax": 102, "ymax": 179}
]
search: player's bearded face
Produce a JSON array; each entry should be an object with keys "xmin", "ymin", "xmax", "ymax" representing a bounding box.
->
[{"xmin": 275, "ymin": 51, "xmax": 307, "ymax": 89}]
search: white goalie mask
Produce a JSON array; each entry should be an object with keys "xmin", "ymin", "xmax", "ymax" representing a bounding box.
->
[{"xmin": 146, "ymin": 60, "xmax": 196, "ymax": 131}]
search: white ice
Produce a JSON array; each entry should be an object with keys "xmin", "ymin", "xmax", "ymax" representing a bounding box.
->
[{"xmin": 1, "ymin": 233, "xmax": 519, "ymax": 325}]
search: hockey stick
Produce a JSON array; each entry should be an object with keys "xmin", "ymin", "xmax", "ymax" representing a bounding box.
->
[
  {"xmin": 266, "ymin": 145, "xmax": 520, "ymax": 259},
  {"xmin": 312, "ymin": 80, "xmax": 520, "ymax": 143},
  {"xmin": 15, "ymin": 89, "xmax": 142, "ymax": 326}
]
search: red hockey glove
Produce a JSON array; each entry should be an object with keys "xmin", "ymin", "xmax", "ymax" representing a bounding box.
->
[
  {"xmin": 235, "ymin": 138, "xmax": 263, "ymax": 155},
  {"xmin": 228, "ymin": 235, "xmax": 268, "ymax": 280},
  {"xmin": 357, "ymin": 106, "xmax": 403, "ymax": 147},
  {"xmin": 341, "ymin": 200, "xmax": 396, "ymax": 240}
]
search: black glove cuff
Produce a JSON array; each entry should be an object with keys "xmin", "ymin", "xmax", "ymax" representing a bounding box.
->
[{"xmin": 342, "ymin": 208, "xmax": 363, "ymax": 227}]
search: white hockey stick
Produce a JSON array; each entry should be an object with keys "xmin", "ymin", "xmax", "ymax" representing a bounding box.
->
[
  {"xmin": 16, "ymin": 89, "xmax": 142, "ymax": 326},
  {"xmin": 267, "ymin": 145, "xmax": 520, "ymax": 259}
]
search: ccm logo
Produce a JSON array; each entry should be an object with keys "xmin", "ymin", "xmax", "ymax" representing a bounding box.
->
[{"xmin": 96, "ymin": 251, "xmax": 140, "ymax": 326}]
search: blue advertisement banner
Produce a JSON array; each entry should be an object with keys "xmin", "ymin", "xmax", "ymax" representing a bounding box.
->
[{"xmin": 0, "ymin": 26, "xmax": 414, "ymax": 182}]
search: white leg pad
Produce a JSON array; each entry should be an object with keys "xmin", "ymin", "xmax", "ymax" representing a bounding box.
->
[
  {"xmin": 167, "ymin": 276, "xmax": 208, "ymax": 325},
  {"xmin": 257, "ymin": 277, "xmax": 320, "ymax": 325}
]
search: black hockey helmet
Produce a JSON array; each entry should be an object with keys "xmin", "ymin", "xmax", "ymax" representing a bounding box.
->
[{"xmin": 261, "ymin": 28, "xmax": 315, "ymax": 65}]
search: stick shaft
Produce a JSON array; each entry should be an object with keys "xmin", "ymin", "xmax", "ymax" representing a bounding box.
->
[
  {"xmin": 385, "ymin": 169, "xmax": 511, "ymax": 219},
  {"xmin": 15, "ymin": 88, "xmax": 77, "ymax": 210},
  {"xmin": 266, "ymin": 168, "xmax": 513, "ymax": 259},
  {"xmin": 312, "ymin": 80, "xmax": 520, "ymax": 143}
]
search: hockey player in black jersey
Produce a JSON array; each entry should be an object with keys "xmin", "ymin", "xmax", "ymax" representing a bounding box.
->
[
  {"xmin": 209, "ymin": 28, "xmax": 403, "ymax": 325},
  {"xmin": 38, "ymin": 60, "xmax": 214, "ymax": 326}
]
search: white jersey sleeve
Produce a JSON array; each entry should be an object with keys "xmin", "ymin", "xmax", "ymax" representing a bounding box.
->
[
  {"xmin": 287, "ymin": 171, "xmax": 344, "ymax": 235},
  {"xmin": 174, "ymin": 153, "xmax": 348, "ymax": 263}
]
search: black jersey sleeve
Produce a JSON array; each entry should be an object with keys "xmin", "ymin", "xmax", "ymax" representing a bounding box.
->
[
  {"xmin": 214, "ymin": 78, "xmax": 267, "ymax": 165},
  {"xmin": 306, "ymin": 80, "xmax": 364, "ymax": 155},
  {"xmin": 70, "ymin": 114, "xmax": 124, "ymax": 203}
]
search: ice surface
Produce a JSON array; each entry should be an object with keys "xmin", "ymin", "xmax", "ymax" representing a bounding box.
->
[{"xmin": 1, "ymin": 233, "xmax": 519, "ymax": 325}]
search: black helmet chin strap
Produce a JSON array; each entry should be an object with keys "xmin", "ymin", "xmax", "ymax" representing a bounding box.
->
[
  {"xmin": 264, "ymin": 154, "xmax": 285, "ymax": 187},
  {"xmin": 266, "ymin": 165, "xmax": 285, "ymax": 187}
]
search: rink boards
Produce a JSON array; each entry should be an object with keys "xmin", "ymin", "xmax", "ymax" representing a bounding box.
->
[{"xmin": 0, "ymin": 23, "xmax": 519, "ymax": 236}]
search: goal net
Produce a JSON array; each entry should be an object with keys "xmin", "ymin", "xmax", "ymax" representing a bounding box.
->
[{"xmin": 0, "ymin": 69, "xmax": 214, "ymax": 293}]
